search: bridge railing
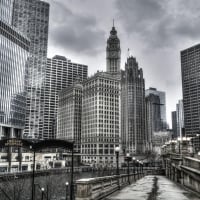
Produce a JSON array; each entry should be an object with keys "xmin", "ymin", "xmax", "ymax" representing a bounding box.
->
[{"xmin": 75, "ymin": 172, "xmax": 144, "ymax": 200}]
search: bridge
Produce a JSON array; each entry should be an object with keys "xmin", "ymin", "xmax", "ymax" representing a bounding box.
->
[
  {"xmin": 75, "ymin": 156, "xmax": 200, "ymax": 200},
  {"xmin": 0, "ymin": 159, "xmax": 199, "ymax": 200},
  {"xmin": 0, "ymin": 138, "xmax": 200, "ymax": 199}
]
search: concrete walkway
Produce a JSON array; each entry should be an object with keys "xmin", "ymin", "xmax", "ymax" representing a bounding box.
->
[{"xmin": 107, "ymin": 175, "xmax": 200, "ymax": 200}]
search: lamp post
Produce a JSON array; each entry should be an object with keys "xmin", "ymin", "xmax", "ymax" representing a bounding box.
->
[
  {"xmin": 115, "ymin": 146, "xmax": 120, "ymax": 189},
  {"xmin": 138, "ymin": 161, "xmax": 141, "ymax": 176},
  {"xmin": 132, "ymin": 157, "xmax": 136, "ymax": 180},
  {"xmin": 70, "ymin": 143, "xmax": 74, "ymax": 200},
  {"xmin": 139, "ymin": 161, "xmax": 143, "ymax": 175},
  {"xmin": 141, "ymin": 161, "xmax": 143, "ymax": 174},
  {"xmin": 41, "ymin": 188, "xmax": 44, "ymax": 200},
  {"xmin": 66, "ymin": 182, "xmax": 69, "ymax": 200},
  {"xmin": 197, "ymin": 134, "xmax": 200, "ymax": 152},
  {"xmin": 136, "ymin": 160, "xmax": 139, "ymax": 178},
  {"xmin": 126, "ymin": 153, "xmax": 131, "ymax": 184},
  {"xmin": 115, "ymin": 146, "xmax": 120, "ymax": 176},
  {"xmin": 30, "ymin": 145, "xmax": 36, "ymax": 200},
  {"xmin": 177, "ymin": 137, "xmax": 181, "ymax": 155}
]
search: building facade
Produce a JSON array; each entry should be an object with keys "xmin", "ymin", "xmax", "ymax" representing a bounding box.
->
[
  {"xmin": 176, "ymin": 99, "xmax": 184, "ymax": 138},
  {"xmin": 12, "ymin": 0, "xmax": 50, "ymax": 138},
  {"xmin": 57, "ymin": 83, "xmax": 83, "ymax": 153},
  {"xmin": 0, "ymin": 8, "xmax": 30, "ymax": 140},
  {"xmin": 181, "ymin": 44, "xmax": 200, "ymax": 137},
  {"xmin": 0, "ymin": 4, "xmax": 30, "ymax": 172},
  {"xmin": 41, "ymin": 56, "xmax": 87, "ymax": 139},
  {"xmin": 145, "ymin": 93, "xmax": 161, "ymax": 132},
  {"xmin": 121, "ymin": 56, "xmax": 146, "ymax": 155},
  {"xmin": 145, "ymin": 87, "xmax": 167, "ymax": 130},
  {"xmin": 81, "ymin": 72, "xmax": 120, "ymax": 166},
  {"xmin": 171, "ymin": 111, "xmax": 177, "ymax": 138},
  {"xmin": 145, "ymin": 98, "xmax": 153, "ymax": 151},
  {"xmin": 106, "ymin": 25, "xmax": 121, "ymax": 73},
  {"xmin": 145, "ymin": 94, "xmax": 161, "ymax": 151}
]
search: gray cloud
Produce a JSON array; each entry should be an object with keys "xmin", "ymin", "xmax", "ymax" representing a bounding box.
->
[
  {"xmin": 116, "ymin": 0, "xmax": 200, "ymax": 49},
  {"xmin": 47, "ymin": 0, "xmax": 200, "ymax": 126},
  {"xmin": 48, "ymin": 1, "xmax": 106, "ymax": 55}
]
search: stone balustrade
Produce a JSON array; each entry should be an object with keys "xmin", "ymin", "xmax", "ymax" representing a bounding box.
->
[
  {"xmin": 162, "ymin": 153, "xmax": 200, "ymax": 194},
  {"xmin": 75, "ymin": 172, "xmax": 144, "ymax": 200}
]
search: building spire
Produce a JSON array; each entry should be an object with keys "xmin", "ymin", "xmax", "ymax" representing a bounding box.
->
[{"xmin": 113, "ymin": 19, "xmax": 115, "ymax": 27}]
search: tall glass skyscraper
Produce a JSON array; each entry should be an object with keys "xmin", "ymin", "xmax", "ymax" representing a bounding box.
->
[
  {"xmin": 145, "ymin": 87, "xmax": 167, "ymax": 130},
  {"xmin": 0, "ymin": 5, "xmax": 30, "ymax": 139},
  {"xmin": 181, "ymin": 45, "xmax": 200, "ymax": 137},
  {"xmin": 176, "ymin": 99, "xmax": 184, "ymax": 138},
  {"xmin": 11, "ymin": 0, "xmax": 50, "ymax": 138}
]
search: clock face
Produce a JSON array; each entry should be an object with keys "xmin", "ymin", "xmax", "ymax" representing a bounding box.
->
[
  {"xmin": 110, "ymin": 44, "xmax": 116, "ymax": 49},
  {"xmin": 110, "ymin": 51, "xmax": 117, "ymax": 57}
]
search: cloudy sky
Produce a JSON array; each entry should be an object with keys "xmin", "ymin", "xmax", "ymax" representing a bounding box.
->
[{"xmin": 46, "ymin": 0, "xmax": 200, "ymax": 127}]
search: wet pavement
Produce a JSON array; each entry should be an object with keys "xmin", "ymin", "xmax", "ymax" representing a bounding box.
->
[{"xmin": 107, "ymin": 175, "xmax": 200, "ymax": 200}]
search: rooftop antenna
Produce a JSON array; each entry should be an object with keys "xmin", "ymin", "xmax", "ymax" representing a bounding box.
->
[{"xmin": 113, "ymin": 19, "xmax": 115, "ymax": 27}]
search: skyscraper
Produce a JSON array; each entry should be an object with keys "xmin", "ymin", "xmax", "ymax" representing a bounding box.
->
[
  {"xmin": 171, "ymin": 111, "xmax": 177, "ymax": 138},
  {"xmin": 145, "ymin": 93, "xmax": 161, "ymax": 132},
  {"xmin": 145, "ymin": 93, "xmax": 161, "ymax": 151},
  {"xmin": 181, "ymin": 44, "xmax": 200, "ymax": 137},
  {"xmin": 0, "ymin": 1, "xmax": 30, "ymax": 139},
  {"xmin": 145, "ymin": 87, "xmax": 167, "ymax": 130},
  {"xmin": 176, "ymin": 99, "xmax": 184, "ymax": 138},
  {"xmin": 41, "ymin": 56, "xmax": 87, "ymax": 139},
  {"xmin": 12, "ymin": 0, "xmax": 50, "ymax": 138},
  {"xmin": 57, "ymin": 83, "xmax": 83, "ymax": 153},
  {"xmin": 81, "ymin": 72, "xmax": 120, "ymax": 166},
  {"xmin": 0, "ymin": 2, "xmax": 30, "ymax": 171},
  {"xmin": 106, "ymin": 24, "xmax": 121, "ymax": 73},
  {"xmin": 121, "ymin": 56, "xmax": 146, "ymax": 154}
]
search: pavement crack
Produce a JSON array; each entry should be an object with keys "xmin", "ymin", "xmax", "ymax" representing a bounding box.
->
[{"xmin": 147, "ymin": 176, "xmax": 158, "ymax": 200}]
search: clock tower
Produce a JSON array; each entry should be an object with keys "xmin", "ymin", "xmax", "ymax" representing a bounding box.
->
[{"xmin": 106, "ymin": 22, "xmax": 121, "ymax": 73}]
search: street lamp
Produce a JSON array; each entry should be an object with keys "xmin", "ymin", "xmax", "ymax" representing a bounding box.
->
[
  {"xmin": 66, "ymin": 182, "xmax": 69, "ymax": 200},
  {"xmin": 142, "ymin": 161, "xmax": 144, "ymax": 174},
  {"xmin": 177, "ymin": 137, "xmax": 182, "ymax": 154},
  {"xmin": 30, "ymin": 145, "xmax": 36, "ymax": 200},
  {"xmin": 41, "ymin": 188, "xmax": 44, "ymax": 200},
  {"xmin": 196, "ymin": 134, "xmax": 200, "ymax": 153},
  {"xmin": 115, "ymin": 146, "xmax": 120, "ymax": 176},
  {"xmin": 138, "ymin": 161, "xmax": 141, "ymax": 175},
  {"xmin": 132, "ymin": 157, "xmax": 136, "ymax": 180},
  {"xmin": 140, "ymin": 161, "xmax": 143, "ymax": 175},
  {"xmin": 136, "ymin": 160, "xmax": 139, "ymax": 178},
  {"xmin": 115, "ymin": 146, "xmax": 120, "ymax": 190},
  {"xmin": 126, "ymin": 153, "xmax": 131, "ymax": 184}
]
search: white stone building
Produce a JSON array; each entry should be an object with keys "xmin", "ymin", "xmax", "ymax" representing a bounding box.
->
[{"xmin": 81, "ymin": 72, "xmax": 121, "ymax": 167}]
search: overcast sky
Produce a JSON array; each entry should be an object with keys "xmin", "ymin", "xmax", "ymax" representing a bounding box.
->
[{"xmin": 46, "ymin": 0, "xmax": 200, "ymax": 127}]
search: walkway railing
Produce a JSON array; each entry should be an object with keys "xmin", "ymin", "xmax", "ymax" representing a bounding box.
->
[{"xmin": 75, "ymin": 172, "xmax": 144, "ymax": 200}]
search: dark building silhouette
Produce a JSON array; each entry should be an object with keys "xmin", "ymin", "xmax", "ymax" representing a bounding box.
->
[
  {"xmin": 171, "ymin": 111, "xmax": 177, "ymax": 138},
  {"xmin": 121, "ymin": 56, "xmax": 145, "ymax": 154}
]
